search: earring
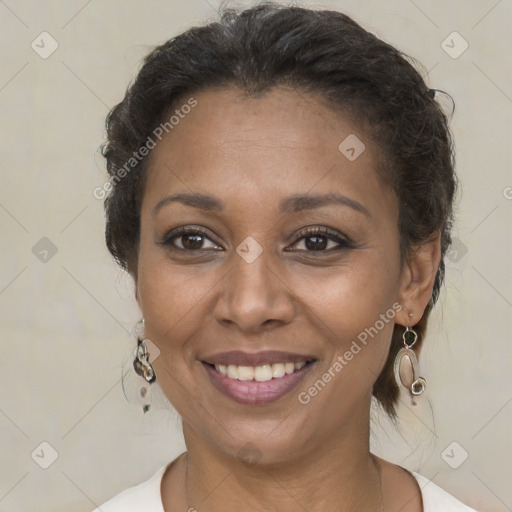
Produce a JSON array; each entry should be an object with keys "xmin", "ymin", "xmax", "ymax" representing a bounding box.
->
[
  {"xmin": 119, "ymin": 319, "xmax": 158, "ymax": 414},
  {"xmin": 393, "ymin": 326, "xmax": 427, "ymax": 403},
  {"xmin": 134, "ymin": 340, "xmax": 156, "ymax": 383},
  {"xmin": 133, "ymin": 319, "xmax": 156, "ymax": 384}
]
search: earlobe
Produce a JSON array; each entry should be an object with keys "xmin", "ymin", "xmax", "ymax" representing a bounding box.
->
[{"xmin": 396, "ymin": 232, "xmax": 442, "ymax": 326}]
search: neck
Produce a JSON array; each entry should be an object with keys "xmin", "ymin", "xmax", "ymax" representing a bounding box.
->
[{"xmin": 176, "ymin": 402, "xmax": 383, "ymax": 511}]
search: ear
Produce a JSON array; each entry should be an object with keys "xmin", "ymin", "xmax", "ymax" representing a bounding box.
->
[{"xmin": 396, "ymin": 232, "xmax": 442, "ymax": 327}]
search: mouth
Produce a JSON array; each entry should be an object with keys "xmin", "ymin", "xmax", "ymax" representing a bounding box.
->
[
  {"xmin": 206, "ymin": 360, "xmax": 316, "ymax": 381},
  {"xmin": 200, "ymin": 351, "xmax": 317, "ymax": 405}
]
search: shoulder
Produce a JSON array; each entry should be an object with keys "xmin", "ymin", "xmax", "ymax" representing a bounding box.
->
[
  {"xmin": 412, "ymin": 472, "xmax": 479, "ymax": 512},
  {"xmin": 90, "ymin": 463, "xmax": 168, "ymax": 512}
]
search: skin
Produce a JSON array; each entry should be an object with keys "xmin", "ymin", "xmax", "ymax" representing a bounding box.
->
[{"xmin": 134, "ymin": 87, "xmax": 441, "ymax": 511}]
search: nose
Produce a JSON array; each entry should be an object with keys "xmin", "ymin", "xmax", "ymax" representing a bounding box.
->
[{"xmin": 213, "ymin": 245, "xmax": 295, "ymax": 334}]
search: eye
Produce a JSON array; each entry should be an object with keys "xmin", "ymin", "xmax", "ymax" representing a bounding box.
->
[
  {"xmin": 159, "ymin": 226, "xmax": 223, "ymax": 251},
  {"xmin": 159, "ymin": 226, "xmax": 352, "ymax": 253},
  {"xmin": 288, "ymin": 227, "xmax": 352, "ymax": 252}
]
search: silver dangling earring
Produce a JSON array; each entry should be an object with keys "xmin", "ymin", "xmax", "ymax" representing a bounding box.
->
[
  {"xmin": 120, "ymin": 319, "xmax": 156, "ymax": 414},
  {"xmin": 133, "ymin": 319, "xmax": 156, "ymax": 384},
  {"xmin": 131, "ymin": 319, "xmax": 156, "ymax": 414},
  {"xmin": 393, "ymin": 325, "xmax": 427, "ymax": 405}
]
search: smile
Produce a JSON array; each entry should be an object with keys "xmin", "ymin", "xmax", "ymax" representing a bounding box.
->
[
  {"xmin": 201, "ymin": 355, "xmax": 317, "ymax": 405},
  {"xmin": 211, "ymin": 361, "xmax": 314, "ymax": 381}
]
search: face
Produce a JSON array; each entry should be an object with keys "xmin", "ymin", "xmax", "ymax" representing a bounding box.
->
[{"xmin": 136, "ymin": 87, "xmax": 406, "ymax": 465}]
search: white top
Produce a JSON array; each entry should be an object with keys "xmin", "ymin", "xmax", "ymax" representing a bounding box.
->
[{"xmin": 93, "ymin": 462, "xmax": 478, "ymax": 511}]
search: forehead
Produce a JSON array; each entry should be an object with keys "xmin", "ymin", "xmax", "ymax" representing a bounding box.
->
[
  {"xmin": 142, "ymin": 86, "xmax": 395, "ymax": 218},
  {"xmin": 157, "ymin": 86, "xmax": 362, "ymax": 156}
]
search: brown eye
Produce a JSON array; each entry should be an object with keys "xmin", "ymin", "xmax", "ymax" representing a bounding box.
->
[
  {"xmin": 179, "ymin": 233, "xmax": 206, "ymax": 250},
  {"xmin": 289, "ymin": 227, "xmax": 351, "ymax": 252},
  {"xmin": 304, "ymin": 235, "xmax": 329, "ymax": 251},
  {"xmin": 160, "ymin": 227, "xmax": 222, "ymax": 251}
]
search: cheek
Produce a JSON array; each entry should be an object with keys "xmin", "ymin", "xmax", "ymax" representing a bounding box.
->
[
  {"xmin": 137, "ymin": 260, "xmax": 215, "ymax": 345},
  {"xmin": 290, "ymin": 247, "xmax": 401, "ymax": 382},
  {"xmin": 135, "ymin": 252, "xmax": 212, "ymax": 410},
  {"xmin": 293, "ymin": 247, "xmax": 400, "ymax": 330},
  {"xmin": 136, "ymin": 218, "xmax": 211, "ymax": 324},
  {"xmin": 291, "ymin": 258, "xmax": 399, "ymax": 417}
]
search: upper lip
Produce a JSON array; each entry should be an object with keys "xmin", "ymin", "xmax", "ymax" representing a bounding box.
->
[{"xmin": 202, "ymin": 350, "xmax": 316, "ymax": 367}]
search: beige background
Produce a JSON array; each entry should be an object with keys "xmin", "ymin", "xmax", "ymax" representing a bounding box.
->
[{"xmin": 1, "ymin": 0, "xmax": 511, "ymax": 510}]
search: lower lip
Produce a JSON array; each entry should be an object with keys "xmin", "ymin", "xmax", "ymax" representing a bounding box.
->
[{"xmin": 201, "ymin": 361, "xmax": 317, "ymax": 405}]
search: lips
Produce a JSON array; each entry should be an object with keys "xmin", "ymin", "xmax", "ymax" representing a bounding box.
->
[{"xmin": 200, "ymin": 350, "xmax": 317, "ymax": 405}]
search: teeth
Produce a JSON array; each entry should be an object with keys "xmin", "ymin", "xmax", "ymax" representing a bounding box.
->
[
  {"xmin": 227, "ymin": 364, "xmax": 239, "ymax": 379},
  {"xmin": 237, "ymin": 366, "xmax": 254, "ymax": 381},
  {"xmin": 254, "ymin": 364, "xmax": 273, "ymax": 381},
  {"xmin": 272, "ymin": 363, "xmax": 286, "ymax": 378},
  {"xmin": 214, "ymin": 361, "xmax": 311, "ymax": 381}
]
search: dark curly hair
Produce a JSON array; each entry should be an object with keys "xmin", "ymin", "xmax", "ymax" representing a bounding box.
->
[{"xmin": 101, "ymin": 2, "xmax": 456, "ymax": 418}]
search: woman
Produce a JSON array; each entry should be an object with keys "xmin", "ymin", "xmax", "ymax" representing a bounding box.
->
[{"xmin": 95, "ymin": 3, "xmax": 477, "ymax": 511}]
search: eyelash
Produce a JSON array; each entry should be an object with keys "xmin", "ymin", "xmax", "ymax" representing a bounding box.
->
[
  {"xmin": 290, "ymin": 226, "xmax": 352, "ymax": 252},
  {"xmin": 159, "ymin": 226, "xmax": 353, "ymax": 253}
]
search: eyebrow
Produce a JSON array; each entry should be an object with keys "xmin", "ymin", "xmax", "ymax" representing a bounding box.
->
[
  {"xmin": 280, "ymin": 193, "xmax": 370, "ymax": 217},
  {"xmin": 152, "ymin": 193, "xmax": 223, "ymax": 216},
  {"xmin": 152, "ymin": 192, "xmax": 370, "ymax": 217}
]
